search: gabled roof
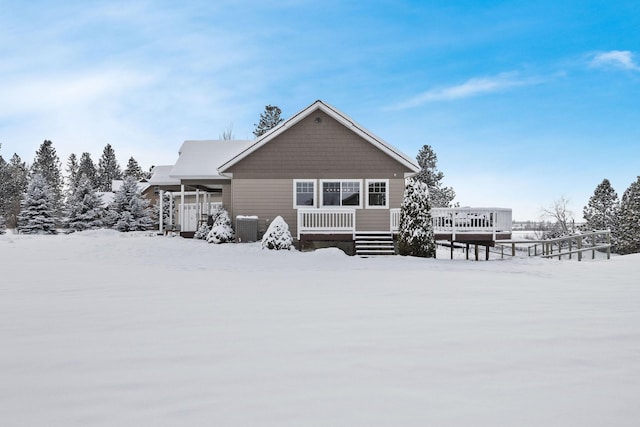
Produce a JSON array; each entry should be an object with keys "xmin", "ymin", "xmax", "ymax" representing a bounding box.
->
[
  {"xmin": 169, "ymin": 140, "xmax": 254, "ymax": 180},
  {"xmin": 218, "ymin": 100, "xmax": 419, "ymax": 173}
]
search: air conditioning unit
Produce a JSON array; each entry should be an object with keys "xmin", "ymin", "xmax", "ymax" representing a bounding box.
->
[{"xmin": 236, "ymin": 215, "xmax": 258, "ymax": 242}]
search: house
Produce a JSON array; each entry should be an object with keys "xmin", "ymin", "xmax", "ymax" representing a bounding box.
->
[
  {"xmin": 150, "ymin": 100, "xmax": 512, "ymax": 256},
  {"xmin": 149, "ymin": 100, "xmax": 418, "ymax": 253}
]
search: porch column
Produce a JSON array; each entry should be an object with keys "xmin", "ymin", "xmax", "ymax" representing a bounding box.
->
[
  {"xmin": 196, "ymin": 188, "xmax": 200, "ymax": 221},
  {"xmin": 159, "ymin": 190, "xmax": 164, "ymax": 234},
  {"xmin": 169, "ymin": 192, "xmax": 173, "ymax": 227},
  {"xmin": 180, "ymin": 185, "xmax": 185, "ymax": 231}
]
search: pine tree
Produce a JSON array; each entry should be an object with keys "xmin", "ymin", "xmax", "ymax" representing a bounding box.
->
[
  {"xmin": 78, "ymin": 152, "xmax": 98, "ymax": 189},
  {"xmin": 3, "ymin": 154, "xmax": 29, "ymax": 229},
  {"xmin": 64, "ymin": 174, "xmax": 104, "ymax": 231},
  {"xmin": 123, "ymin": 157, "xmax": 145, "ymax": 180},
  {"xmin": 107, "ymin": 175, "xmax": 152, "ymax": 232},
  {"xmin": 618, "ymin": 176, "xmax": 640, "ymax": 255},
  {"xmin": 97, "ymin": 144, "xmax": 122, "ymax": 192},
  {"xmin": 414, "ymin": 145, "xmax": 456, "ymax": 208},
  {"xmin": 65, "ymin": 153, "xmax": 80, "ymax": 193},
  {"xmin": 398, "ymin": 178, "xmax": 436, "ymax": 258},
  {"xmin": 17, "ymin": 173, "xmax": 58, "ymax": 235},
  {"xmin": 583, "ymin": 178, "xmax": 620, "ymax": 251},
  {"xmin": 253, "ymin": 105, "xmax": 284, "ymax": 137},
  {"xmin": 0, "ymin": 145, "xmax": 8, "ymax": 220},
  {"xmin": 31, "ymin": 140, "xmax": 63, "ymax": 211}
]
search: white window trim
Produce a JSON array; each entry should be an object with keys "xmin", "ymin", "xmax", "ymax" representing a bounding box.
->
[
  {"xmin": 319, "ymin": 179, "xmax": 363, "ymax": 209},
  {"xmin": 365, "ymin": 179, "xmax": 390, "ymax": 209},
  {"xmin": 293, "ymin": 179, "xmax": 316, "ymax": 209}
]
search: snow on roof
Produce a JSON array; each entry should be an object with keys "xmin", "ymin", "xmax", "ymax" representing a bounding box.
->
[
  {"xmin": 111, "ymin": 180, "xmax": 150, "ymax": 193},
  {"xmin": 148, "ymin": 165, "xmax": 180, "ymax": 186},
  {"xmin": 169, "ymin": 140, "xmax": 254, "ymax": 180},
  {"xmin": 219, "ymin": 100, "xmax": 420, "ymax": 173}
]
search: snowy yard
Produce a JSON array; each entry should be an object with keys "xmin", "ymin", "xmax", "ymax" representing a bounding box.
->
[{"xmin": 1, "ymin": 230, "xmax": 639, "ymax": 426}]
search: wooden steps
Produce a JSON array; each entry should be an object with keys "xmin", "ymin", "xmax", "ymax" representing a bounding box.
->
[{"xmin": 355, "ymin": 232, "xmax": 395, "ymax": 256}]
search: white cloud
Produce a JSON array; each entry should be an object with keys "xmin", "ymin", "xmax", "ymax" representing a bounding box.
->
[
  {"xmin": 590, "ymin": 50, "xmax": 640, "ymax": 71},
  {"xmin": 389, "ymin": 72, "xmax": 542, "ymax": 110}
]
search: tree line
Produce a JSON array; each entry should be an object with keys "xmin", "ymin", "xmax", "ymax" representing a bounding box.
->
[{"xmin": 0, "ymin": 141, "xmax": 152, "ymax": 233}]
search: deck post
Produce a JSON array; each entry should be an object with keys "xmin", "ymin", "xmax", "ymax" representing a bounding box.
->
[
  {"xmin": 512, "ymin": 243, "xmax": 516, "ymax": 257},
  {"xmin": 607, "ymin": 231, "xmax": 611, "ymax": 260},
  {"xmin": 577, "ymin": 236, "xmax": 582, "ymax": 261},
  {"xmin": 466, "ymin": 243, "xmax": 469, "ymax": 260},
  {"xmin": 450, "ymin": 242, "xmax": 454, "ymax": 260},
  {"xmin": 569, "ymin": 239, "xmax": 572, "ymax": 260},
  {"xmin": 485, "ymin": 245, "xmax": 489, "ymax": 261},
  {"xmin": 180, "ymin": 185, "xmax": 185, "ymax": 232},
  {"xmin": 474, "ymin": 244, "xmax": 479, "ymax": 261},
  {"xmin": 592, "ymin": 235, "xmax": 596, "ymax": 259}
]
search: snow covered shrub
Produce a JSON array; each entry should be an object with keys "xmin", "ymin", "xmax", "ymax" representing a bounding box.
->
[
  {"xmin": 194, "ymin": 223, "xmax": 211, "ymax": 240},
  {"xmin": 206, "ymin": 208, "xmax": 234, "ymax": 244},
  {"xmin": 17, "ymin": 173, "xmax": 58, "ymax": 235},
  {"xmin": 398, "ymin": 178, "xmax": 435, "ymax": 258},
  {"xmin": 261, "ymin": 216, "xmax": 293, "ymax": 250}
]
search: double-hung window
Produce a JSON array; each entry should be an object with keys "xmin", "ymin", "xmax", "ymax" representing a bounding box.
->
[
  {"xmin": 293, "ymin": 180, "xmax": 316, "ymax": 208},
  {"xmin": 320, "ymin": 180, "xmax": 362, "ymax": 208},
  {"xmin": 365, "ymin": 179, "xmax": 389, "ymax": 208}
]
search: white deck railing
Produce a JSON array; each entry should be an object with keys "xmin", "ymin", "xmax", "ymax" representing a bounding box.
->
[
  {"xmin": 431, "ymin": 207, "xmax": 512, "ymax": 239},
  {"xmin": 390, "ymin": 208, "xmax": 401, "ymax": 232},
  {"xmin": 297, "ymin": 209, "xmax": 356, "ymax": 239}
]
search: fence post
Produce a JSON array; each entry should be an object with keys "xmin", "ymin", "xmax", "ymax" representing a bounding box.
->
[
  {"xmin": 569, "ymin": 239, "xmax": 572, "ymax": 260},
  {"xmin": 578, "ymin": 236, "xmax": 582, "ymax": 261},
  {"xmin": 592, "ymin": 233, "xmax": 596, "ymax": 259},
  {"xmin": 512, "ymin": 243, "xmax": 515, "ymax": 257},
  {"xmin": 606, "ymin": 231, "xmax": 611, "ymax": 260}
]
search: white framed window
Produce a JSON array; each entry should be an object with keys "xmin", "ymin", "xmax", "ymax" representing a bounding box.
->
[
  {"xmin": 320, "ymin": 179, "xmax": 362, "ymax": 208},
  {"xmin": 365, "ymin": 179, "xmax": 389, "ymax": 208},
  {"xmin": 293, "ymin": 179, "xmax": 316, "ymax": 208}
]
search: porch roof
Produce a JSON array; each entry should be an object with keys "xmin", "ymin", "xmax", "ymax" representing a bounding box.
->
[
  {"xmin": 148, "ymin": 165, "xmax": 180, "ymax": 186},
  {"xmin": 169, "ymin": 139, "xmax": 254, "ymax": 180}
]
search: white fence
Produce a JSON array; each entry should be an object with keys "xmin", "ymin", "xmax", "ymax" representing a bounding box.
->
[{"xmin": 297, "ymin": 209, "xmax": 356, "ymax": 239}]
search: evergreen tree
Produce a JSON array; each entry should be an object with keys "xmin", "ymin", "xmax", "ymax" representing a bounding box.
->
[
  {"xmin": 97, "ymin": 144, "xmax": 122, "ymax": 192},
  {"xmin": 253, "ymin": 105, "xmax": 284, "ymax": 137},
  {"xmin": 31, "ymin": 140, "xmax": 63, "ymax": 211},
  {"xmin": 0, "ymin": 145, "xmax": 8, "ymax": 220},
  {"xmin": 64, "ymin": 174, "xmax": 104, "ymax": 231},
  {"xmin": 261, "ymin": 216, "xmax": 293, "ymax": 250},
  {"xmin": 398, "ymin": 178, "xmax": 436, "ymax": 258},
  {"xmin": 78, "ymin": 152, "xmax": 98, "ymax": 189},
  {"xmin": 123, "ymin": 157, "xmax": 145, "ymax": 180},
  {"xmin": 3, "ymin": 154, "xmax": 29, "ymax": 228},
  {"xmin": 414, "ymin": 145, "xmax": 456, "ymax": 208},
  {"xmin": 65, "ymin": 153, "xmax": 80, "ymax": 193},
  {"xmin": 107, "ymin": 175, "xmax": 152, "ymax": 232},
  {"xmin": 206, "ymin": 208, "xmax": 234, "ymax": 243},
  {"xmin": 17, "ymin": 173, "xmax": 58, "ymax": 234},
  {"xmin": 583, "ymin": 179, "xmax": 620, "ymax": 251},
  {"xmin": 618, "ymin": 176, "xmax": 640, "ymax": 255}
]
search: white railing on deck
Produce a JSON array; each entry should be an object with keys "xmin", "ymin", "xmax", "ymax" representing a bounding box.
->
[
  {"xmin": 297, "ymin": 209, "xmax": 356, "ymax": 240},
  {"xmin": 431, "ymin": 207, "xmax": 512, "ymax": 239},
  {"xmin": 390, "ymin": 208, "xmax": 401, "ymax": 232}
]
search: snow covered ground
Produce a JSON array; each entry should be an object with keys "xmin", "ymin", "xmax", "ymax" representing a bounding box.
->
[{"xmin": 1, "ymin": 230, "xmax": 639, "ymax": 426}]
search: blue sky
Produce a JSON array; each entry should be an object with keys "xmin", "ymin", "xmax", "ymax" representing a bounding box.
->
[{"xmin": 1, "ymin": 0, "xmax": 638, "ymax": 220}]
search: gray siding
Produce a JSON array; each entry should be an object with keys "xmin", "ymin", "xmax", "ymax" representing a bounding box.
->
[
  {"xmin": 231, "ymin": 178, "xmax": 407, "ymax": 237},
  {"xmin": 226, "ymin": 110, "xmax": 411, "ymax": 180}
]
